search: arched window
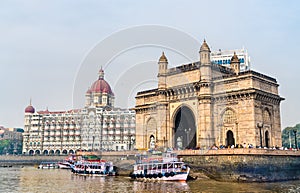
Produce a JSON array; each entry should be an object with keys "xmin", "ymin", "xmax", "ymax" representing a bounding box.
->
[
  {"xmin": 263, "ymin": 109, "xmax": 271, "ymax": 124},
  {"xmin": 223, "ymin": 109, "xmax": 236, "ymax": 124}
]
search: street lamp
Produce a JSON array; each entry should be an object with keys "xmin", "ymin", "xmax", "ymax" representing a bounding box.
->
[
  {"xmin": 293, "ymin": 130, "xmax": 298, "ymax": 149},
  {"xmin": 92, "ymin": 136, "xmax": 95, "ymax": 151},
  {"xmin": 184, "ymin": 128, "xmax": 191, "ymax": 149},
  {"xmin": 129, "ymin": 135, "xmax": 132, "ymax": 151},
  {"xmin": 257, "ymin": 123, "xmax": 263, "ymax": 148}
]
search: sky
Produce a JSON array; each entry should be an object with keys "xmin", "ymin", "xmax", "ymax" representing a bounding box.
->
[{"xmin": 0, "ymin": 0, "xmax": 299, "ymax": 129}]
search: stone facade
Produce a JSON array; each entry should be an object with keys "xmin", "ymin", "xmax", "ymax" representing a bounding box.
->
[{"xmin": 134, "ymin": 40, "xmax": 284, "ymax": 150}]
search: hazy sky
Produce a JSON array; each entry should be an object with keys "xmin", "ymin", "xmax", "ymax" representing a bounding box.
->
[{"xmin": 0, "ymin": 0, "xmax": 299, "ymax": 129}]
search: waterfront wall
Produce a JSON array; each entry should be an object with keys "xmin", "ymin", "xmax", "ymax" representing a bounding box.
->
[
  {"xmin": 176, "ymin": 149, "xmax": 300, "ymax": 182},
  {"xmin": 0, "ymin": 155, "xmax": 63, "ymax": 166}
]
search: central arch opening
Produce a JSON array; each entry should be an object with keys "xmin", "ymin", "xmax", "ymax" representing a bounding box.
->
[
  {"xmin": 265, "ymin": 130, "xmax": 269, "ymax": 148},
  {"xmin": 226, "ymin": 130, "xmax": 235, "ymax": 147},
  {"xmin": 174, "ymin": 106, "xmax": 196, "ymax": 149}
]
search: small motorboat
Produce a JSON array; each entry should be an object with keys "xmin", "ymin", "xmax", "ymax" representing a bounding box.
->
[{"xmin": 38, "ymin": 162, "xmax": 58, "ymax": 169}]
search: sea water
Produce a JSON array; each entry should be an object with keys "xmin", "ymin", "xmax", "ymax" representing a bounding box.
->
[{"xmin": 0, "ymin": 167, "xmax": 299, "ymax": 193}]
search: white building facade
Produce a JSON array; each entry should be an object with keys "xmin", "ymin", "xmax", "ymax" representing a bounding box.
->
[
  {"xmin": 211, "ymin": 48, "xmax": 250, "ymax": 71},
  {"xmin": 22, "ymin": 69, "xmax": 135, "ymax": 155}
]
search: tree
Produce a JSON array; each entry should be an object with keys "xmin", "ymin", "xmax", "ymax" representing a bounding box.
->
[
  {"xmin": 0, "ymin": 139, "xmax": 10, "ymax": 154},
  {"xmin": 282, "ymin": 124, "xmax": 300, "ymax": 148},
  {"xmin": 0, "ymin": 139, "xmax": 23, "ymax": 155}
]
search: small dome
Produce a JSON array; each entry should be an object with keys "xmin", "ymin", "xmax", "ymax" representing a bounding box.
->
[
  {"xmin": 159, "ymin": 52, "xmax": 168, "ymax": 62},
  {"xmin": 200, "ymin": 39, "xmax": 210, "ymax": 52},
  {"xmin": 25, "ymin": 105, "xmax": 35, "ymax": 113},
  {"xmin": 230, "ymin": 52, "xmax": 240, "ymax": 63}
]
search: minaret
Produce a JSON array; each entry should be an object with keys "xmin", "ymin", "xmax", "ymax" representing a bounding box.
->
[
  {"xmin": 157, "ymin": 52, "xmax": 168, "ymax": 148},
  {"xmin": 158, "ymin": 52, "xmax": 168, "ymax": 89},
  {"xmin": 198, "ymin": 39, "xmax": 214, "ymax": 148},
  {"xmin": 199, "ymin": 39, "xmax": 212, "ymax": 81},
  {"xmin": 230, "ymin": 52, "xmax": 240, "ymax": 75}
]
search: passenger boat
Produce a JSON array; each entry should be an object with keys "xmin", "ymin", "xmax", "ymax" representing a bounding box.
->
[
  {"xmin": 71, "ymin": 160, "xmax": 117, "ymax": 176},
  {"xmin": 58, "ymin": 154, "xmax": 76, "ymax": 169},
  {"xmin": 38, "ymin": 162, "xmax": 58, "ymax": 169},
  {"xmin": 70, "ymin": 151, "xmax": 118, "ymax": 176},
  {"xmin": 129, "ymin": 151, "xmax": 190, "ymax": 181}
]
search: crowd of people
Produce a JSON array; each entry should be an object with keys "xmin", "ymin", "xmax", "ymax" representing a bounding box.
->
[{"xmin": 209, "ymin": 143, "xmax": 298, "ymax": 151}]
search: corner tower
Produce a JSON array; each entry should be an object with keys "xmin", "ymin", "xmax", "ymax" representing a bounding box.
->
[{"xmin": 198, "ymin": 39, "xmax": 215, "ymax": 148}]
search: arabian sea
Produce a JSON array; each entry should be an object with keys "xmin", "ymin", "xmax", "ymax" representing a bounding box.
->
[{"xmin": 0, "ymin": 167, "xmax": 300, "ymax": 193}]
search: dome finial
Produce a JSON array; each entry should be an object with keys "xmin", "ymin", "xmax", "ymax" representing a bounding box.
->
[{"xmin": 99, "ymin": 67, "xmax": 104, "ymax": 79}]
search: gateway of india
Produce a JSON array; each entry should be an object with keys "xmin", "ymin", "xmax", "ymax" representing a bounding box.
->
[{"xmin": 134, "ymin": 40, "xmax": 284, "ymax": 150}]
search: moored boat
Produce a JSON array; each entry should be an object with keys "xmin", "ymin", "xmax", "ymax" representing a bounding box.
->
[
  {"xmin": 69, "ymin": 151, "xmax": 118, "ymax": 176},
  {"xmin": 129, "ymin": 151, "xmax": 190, "ymax": 181},
  {"xmin": 38, "ymin": 162, "xmax": 58, "ymax": 169},
  {"xmin": 58, "ymin": 154, "xmax": 76, "ymax": 169},
  {"xmin": 58, "ymin": 161, "xmax": 73, "ymax": 169},
  {"xmin": 71, "ymin": 160, "xmax": 117, "ymax": 176}
]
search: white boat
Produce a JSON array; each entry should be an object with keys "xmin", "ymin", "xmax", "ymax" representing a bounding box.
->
[
  {"xmin": 58, "ymin": 155, "xmax": 76, "ymax": 169},
  {"xmin": 71, "ymin": 160, "xmax": 117, "ymax": 176},
  {"xmin": 58, "ymin": 161, "xmax": 73, "ymax": 169},
  {"xmin": 38, "ymin": 162, "xmax": 58, "ymax": 169},
  {"xmin": 130, "ymin": 152, "xmax": 190, "ymax": 181}
]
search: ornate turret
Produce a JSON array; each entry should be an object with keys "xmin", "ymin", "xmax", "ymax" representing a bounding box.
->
[
  {"xmin": 158, "ymin": 52, "xmax": 168, "ymax": 89},
  {"xmin": 159, "ymin": 51, "xmax": 168, "ymax": 63},
  {"xmin": 200, "ymin": 39, "xmax": 211, "ymax": 52},
  {"xmin": 158, "ymin": 52, "xmax": 168, "ymax": 74},
  {"xmin": 230, "ymin": 52, "xmax": 240, "ymax": 75},
  {"xmin": 199, "ymin": 39, "xmax": 212, "ymax": 81}
]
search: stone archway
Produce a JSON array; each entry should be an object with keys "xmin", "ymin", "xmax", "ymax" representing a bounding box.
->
[
  {"xmin": 55, "ymin": 150, "xmax": 60, "ymax": 155},
  {"xmin": 226, "ymin": 130, "xmax": 235, "ymax": 147},
  {"xmin": 265, "ymin": 130, "xmax": 270, "ymax": 148},
  {"xmin": 146, "ymin": 118, "xmax": 156, "ymax": 149},
  {"xmin": 29, "ymin": 150, "xmax": 34, "ymax": 155},
  {"xmin": 35, "ymin": 150, "xmax": 41, "ymax": 155},
  {"xmin": 173, "ymin": 106, "xmax": 196, "ymax": 149},
  {"xmin": 49, "ymin": 150, "xmax": 54, "ymax": 155},
  {"xmin": 43, "ymin": 150, "xmax": 49, "ymax": 155},
  {"xmin": 62, "ymin": 149, "xmax": 68, "ymax": 155}
]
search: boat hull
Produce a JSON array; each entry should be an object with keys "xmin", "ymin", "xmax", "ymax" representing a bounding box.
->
[
  {"xmin": 131, "ymin": 167, "xmax": 190, "ymax": 181},
  {"xmin": 58, "ymin": 163, "xmax": 72, "ymax": 169}
]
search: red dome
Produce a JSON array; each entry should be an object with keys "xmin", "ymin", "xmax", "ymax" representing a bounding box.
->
[
  {"xmin": 25, "ymin": 105, "xmax": 35, "ymax": 113},
  {"xmin": 87, "ymin": 68, "xmax": 114, "ymax": 95},
  {"xmin": 88, "ymin": 79, "xmax": 114, "ymax": 95}
]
